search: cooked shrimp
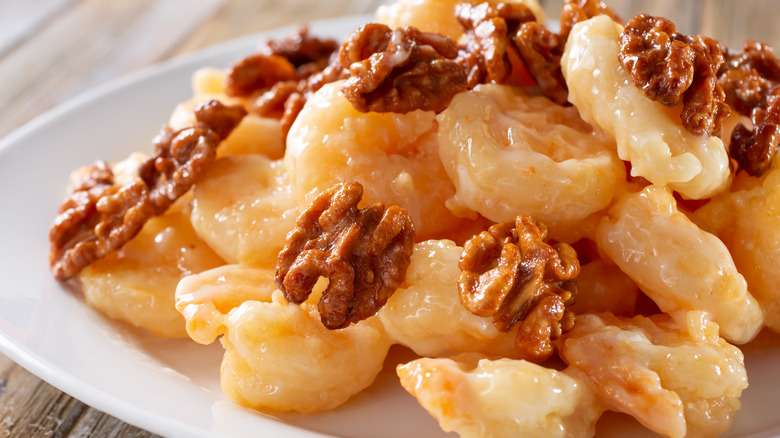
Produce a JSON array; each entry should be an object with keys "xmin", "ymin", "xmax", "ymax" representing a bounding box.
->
[
  {"xmin": 692, "ymin": 163, "xmax": 780, "ymax": 332},
  {"xmin": 561, "ymin": 15, "xmax": 730, "ymax": 199},
  {"xmin": 560, "ymin": 313, "xmax": 748, "ymax": 438},
  {"xmin": 375, "ymin": 0, "xmax": 545, "ymax": 41},
  {"xmin": 397, "ymin": 353, "xmax": 602, "ymax": 438},
  {"xmin": 190, "ymin": 154, "xmax": 299, "ymax": 269},
  {"xmin": 569, "ymin": 258, "xmax": 640, "ymax": 317},
  {"xmin": 80, "ymin": 199, "xmax": 225, "ymax": 338},
  {"xmin": 285, "ymin": 81, "xmax": 473, "ymax": 240},
  {"xmin": 437, "ymin": 83, "xmax": 625, "ymax": 242},
  {"xmin": 377, "ymin": 239, "xmax": 518, "ymax": 358},
  {"xmin": 176, "ymin": 263, "xmax": 392, "ymax": 413},
  {"xmin": 595, "ymin": 185, "xmax": 763, "ymax": 344}
]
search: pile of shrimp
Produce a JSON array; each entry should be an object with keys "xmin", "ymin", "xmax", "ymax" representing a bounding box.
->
[{"xmin": 69, "ymin": 1, "xmax": 780, "ymax": 437}]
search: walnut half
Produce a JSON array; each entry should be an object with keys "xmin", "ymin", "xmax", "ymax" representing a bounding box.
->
[
  {"xmin": 458, "ymin": 215, "xmax": 579, "ymax": 362},
  {"xmin": 275, "ymin": 181, "xmax": 416, "ymax": 329}
]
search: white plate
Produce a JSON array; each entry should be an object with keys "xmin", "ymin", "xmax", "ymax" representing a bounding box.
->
[{"xmin": 1, "ymin": 13, "xmax": 780, "ymax": 438}]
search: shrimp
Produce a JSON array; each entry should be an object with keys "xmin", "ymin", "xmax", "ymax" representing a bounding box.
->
[
  {"xmin": 561, "ymin": 15, "xmax": 730, "ymax": 200},
  {"xmin": 375, "ymin": 0, "xmax": 545, "ymax": 41},
  {"xmin": 595, "ymin": 185, "xmax": 763, "ymax": 344},
  {"xmin": 285, "ymin": 81, "xmax": 474, "ymax": 240},
  {"xmin": 560, "ymin": 313, "xmax": 748, "ymax": 438},
  {"xmin": 190, "ymin": 154, "xmax": 299, "ymax": 269},
  {"xmin": 436, "ymin": 83, "xmax": 625, "ymax": 242},
  {"xmin": 692, "ymin": 162, "xmax": 780, "ymax": 332},
  {"xmin": 175, "ymin": 264, "xmax": 392, "ymax": 413},
  {"xmin": 377, "ymin": 239, "xmax": 518, "ymax": 358},
  {"xmin": 569, "ymin": 258, "xmax": 640, "ymax": 317},
  {"xmin": 396, "ymin": 353, "xmax": 602, "ymax": 438},
  {"xmin": 80, "ymin": 199, "xmax": 225, "ymax": 338}
]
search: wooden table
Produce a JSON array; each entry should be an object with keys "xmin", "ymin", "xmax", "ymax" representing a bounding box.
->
[{"xmin": 1, "ymin": 0, "xmax": 778, "ymax": 437}]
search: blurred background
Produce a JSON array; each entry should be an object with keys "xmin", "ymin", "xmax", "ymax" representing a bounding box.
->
[{"xmin": 0, "ymin": 0, "xmax": 778, "ymax": 436}]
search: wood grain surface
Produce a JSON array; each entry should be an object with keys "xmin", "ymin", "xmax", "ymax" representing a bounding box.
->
[{"xmin": 1, "ymin": 0, "xmax": 778, "ymax": 437}]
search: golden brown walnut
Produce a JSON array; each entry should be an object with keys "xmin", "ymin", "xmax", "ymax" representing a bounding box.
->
[
  {"xmin": 514, "ymin": 21, "xmax": 568, "ymax": 105},
  {"xmin": 559, "ymin": 0, "xmax": 621, "ymax": 42},
  {"xmin": 139, "ymin": 100, "xmax": 246, "ymax": 215},
  {"xmin": 50, "ymin": 100, "xmax": 245, "ymax": 281},
  {"xmin": 618, "ymin": 14, "xmax": 729, "ymax": 136},
  {"xmin": 458, "ymin": 215, "xmax": 579, "ymax": 362},
  {"xmin": 232, "ymin": 27, "xmax": 346, "ymax": 139},
  {"xmin": 259, "ymin": 25, "xmax": 340, "ymax": 77},
  {"xmin": 339, "ymin": 23, "xmax": 467, "ymax": 114},
  {"xmin": 729, "ymin": 85, "xmax": 780, "ymax": 177},
  {"xmin": 455, "ymin": 2, "xmax": 568, "ymax": 105},
  {"xmin": 455, "ymin": 2, "xmax": 536, "ymax": 87},
  {"xmin": 49, "ymin": 162, "xmax": 155, "ymax": 280},
  {"xmin": 226, "ymin": 54, "xmax": 298, "ymax": 97},
  {"xmin": 275, "ymin": 181, "xmax": 416, "ymax": 329},
  {"xmin": 719, "ymin": 42, "xmax": 780, "ymax": 176}
]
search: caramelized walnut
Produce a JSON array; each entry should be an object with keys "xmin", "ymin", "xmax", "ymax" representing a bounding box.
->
[
  {"xmin": 275, "ymin": 181, "xmax": 415, "ymax": 329},
  {"xmin": 729, "ymin": 87, "xmax": 780, "ymax": 176},
  {"xmin": 139, "ymin": 100, "xmax": 246, "ymax": 215},
  {"xmin": 458, "ymin": 215, "xmax": 579, "ymax": 362},
  {"xmin": 455, "ymin": 2, "xmax": 536, "ymax": 86},
  {"xmin": 719, "ymin": 42, "xmax": 780, "ymax": 176},
  {"xmin": 514, "ymin": 21, "xmax": 568, "ymax": 105},
  {"xmin": 259, "ymin": 26, "xmax": 340, "ymax": 77},
  {"xmin": 234, "ymin": 28, "xmax": 346, "ymax": 139},
  {"xmin": 455, "ymin": 2, "xmax": 569, "ymax": 104},
  {"xmin": 723, "ymin": 40, "xmax": 780, "ymax": 82},
  {"xmin": 50, "ymin": 100, "xmax": 245, "ymax": 280},
  {"xmin": 339, "ymin": 23, "xmax": 467, "ymax": 113},
  {"xmin": 226, "ymin": 54, "xmax": 297, "ymax": 97},
  {"xmin": 49, "ymin": 162, "xmax": 155, "ymax": 280},
  {"xmin": 559, "ymin": 0, "xmax": 622, "ymax": 42},
  {"xmin": 619, "ymin": 14, "xmax": 729, "ymax": 136}
]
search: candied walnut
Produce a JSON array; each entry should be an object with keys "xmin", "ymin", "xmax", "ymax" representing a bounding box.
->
[
  {"xmin": 251, "ymin": 80, "xmax": 300, "ymax": 119},
  {"xmin": 259, "ymin": 25, "xmax": 340, "ymax": 77},
  {"xmin": 339, "ymin": 23, "xmax": 467, "ymax": 114},
  {"xmin": 719, "ymin": 42, "xmax": 780, "ymax": 176},
  {"xmin": 139, "ymin": 100, "xmax": 246, "ymax": 215},
  {"xmin": 49, "ymin": 163, "xmax": 155, "ymax": 280},
  {"xmin": 559, "ymin": 0, "xmax": 622, "ymax": 42},
  {"xmin": 729, "ymin": 88, "xmax": 780, "ymax": 176},
  {"xmin": 458, "ymin": 215, "xmax": 579, "ymax": 362},
  {"xmin": 225, "ymin": 54, "xmax": 297, "ymax": 97},
  {"xmin": 241, "ymin": 29, "xmax": 346, "ymax": 139},
  {"xmin": 275, "ymin": 181, "xmax": 416, "ymax": 329},
  {"xmin": 455, "ymin": 2, "xmax": 536, "ymax": 87},
  {"xmin": 618, "ymin": 14, "xmax": 729, "ymax": 136},
  {"xmin": 50, "ymin": 100, "xmax": 245, "ymax": 280},
  {"xmin": 514, "ymin": 21, "xmax": 568, "ymax": 105},
  {"xmin": 723, "ymin": 40, "xmax": 780, "ymax": 82},
  {"xmin": 455, "ymin": 2, "xmax": 568, "ymax": 104}
]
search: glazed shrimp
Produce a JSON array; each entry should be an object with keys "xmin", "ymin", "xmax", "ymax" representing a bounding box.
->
[
  {"xmin": 397, "ymin": 353, "xmax": 602, "ymax": 438},
  {"xmin": 560, "ymin": 313, "xmax": 748, "ymax": 438},
  {"xmin": 285, "ymin": 81, "xmax": 473, "ymax": 240},
  {"xmin": 561, "ymin": 15, "xmax": 730, "ymax": 199},
  {"xmin": 176, "ymin": 264, "xmax": 392, "ymax": 413},
  {"xmin": 377, "ymin": 239, "xmax": 518, "ymax": 358},
  {"xmin": 190, "ymin": 154, "xmax": 299, "ymax": 269},
  {"xmin": 75, "ymin": 153, "xmax": 225, "ymax": 338},
  {"xmin": 692, "ymin": 162, "xmax": 780, "ymax": 332},
  {"xmin": 80, "ymin": 199, "xmax": 225, "ymax": 338},
  {"xmin": 437, "ymin": 83, "xmax": 625, "ymax": 242},
  {"xmin": 375, "ymin": 0, "xmax": 545, "ymax": 41},
  {"xmin": 595, "ymin": 185, "xmax": 763, "ymax": 344}
]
